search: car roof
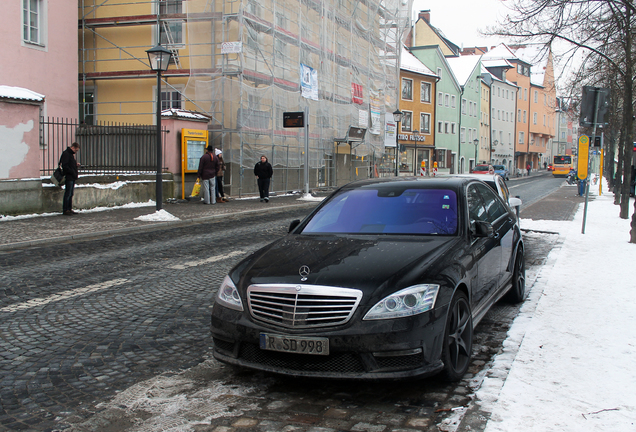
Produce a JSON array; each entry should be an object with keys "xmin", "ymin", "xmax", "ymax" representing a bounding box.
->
[
  {"xmin": 441, "ymin": 173, "xmax": 503, "ymax": 183},
  {"xmin": 340, "ymin": 176, "xmax": 473, "ymax": 191}
]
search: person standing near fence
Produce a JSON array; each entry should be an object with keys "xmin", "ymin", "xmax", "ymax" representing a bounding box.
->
[
  {"xmin": 197, "ymin": 145, "xmax": 219, "ymax": 205},
  {"xmin": 254, "ymin": 155, "xmax": 273, "ymax": 203},
  {"xmin": 215, "ymin": 148, "xmax": 228, "ymax": 203},
  {"xmin": 60, "ymin": 142, "xmax": 80, "ymax": 215}
]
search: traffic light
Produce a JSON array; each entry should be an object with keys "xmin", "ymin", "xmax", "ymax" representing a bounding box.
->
[{"xmin": 593, "ymin": 136, "xmax": 601, "ymax": 147}]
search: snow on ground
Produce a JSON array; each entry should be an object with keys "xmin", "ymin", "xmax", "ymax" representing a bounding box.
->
[
  {"xmin": 90, "ymin": 360, "xmax": 263, "ymax": 431},
  {"xmin": 297, "ymin": 193, "xmax": 325, "ymax": 202},
  {"xmin": 134, "ymin": 209, "xmax": 180, "ymax": 222},
  {"xmin": 0, "ymin": 200, "xmax": 156, "ymax": 221},
  {"xmin": 477, "ymin": 180, "xmax": 636, "ymax": 431}
]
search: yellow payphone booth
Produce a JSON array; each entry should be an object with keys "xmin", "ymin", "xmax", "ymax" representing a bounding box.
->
[{"xmin": 181, "ymin": 128, "xmax": 208, "ymax": 199}]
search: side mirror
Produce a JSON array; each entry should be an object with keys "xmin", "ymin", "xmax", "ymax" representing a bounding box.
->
[
  {"xmin": 509, "ymin": 196, "xmax": 522, "ymax": 220},
  {"xmin": 288, "ymin": 219, "xmax": 301, "ymax": 233},
  {"xmin": 473, "ymin": 220, "xmax": 494, "ymax": 238},
  {"xmin": 508, "ymin": 197, "xmax": 522, "ymax": 208}
]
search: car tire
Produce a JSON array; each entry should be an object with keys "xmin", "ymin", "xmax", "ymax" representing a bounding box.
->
[
  {"xmin": 504, "ymin": 248, "xmax": 525, "ymax": 303},
  {"xmin": 441, "ymin": 291, "xmax": 473, "ymax": 382}
]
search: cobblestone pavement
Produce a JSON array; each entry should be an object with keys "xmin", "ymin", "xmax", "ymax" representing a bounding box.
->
[{"xmin": 0, "ymin": 186, "xmax": 578, "ymax": 432}]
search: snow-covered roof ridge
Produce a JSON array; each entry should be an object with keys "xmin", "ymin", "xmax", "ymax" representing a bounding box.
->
[
  {"xmin": 510, "ymin": 44, "xmax": 550, "ymax": 87},
  {"xmin": 0, "ymin": 85, "xmax": 45, "ymax": 102},
  {"xmin": 161, "ymin": 108, "xmax": 211, "ymax": 120},
  {"xmin": 481, "ymin": 43, "xmax": 521, "ymax": 62},
  {"xmin": 401, "ymin": 45, "xmax": 437, "ymax": 78},
  {"xmin": 446, "ymin": 55, "xmax": 482, "ymax": 85}
]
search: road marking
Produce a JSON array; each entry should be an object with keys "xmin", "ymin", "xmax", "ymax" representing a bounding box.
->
[
  {"xmin": 169, "ymin": 250, "xmax": 246, "ymax": 270},
  {"xmin": 0, "ymin": 279, "xmax": 129, "ymax": 313}
]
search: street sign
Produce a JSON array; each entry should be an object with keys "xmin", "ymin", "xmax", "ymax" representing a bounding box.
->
[
  {"xmin": 283, "ymin": 112, "xmax": 304, "ymax": 128},
  {"xmin": 578, "ymin": 135, "xmax": 589, "ymax": 180}
]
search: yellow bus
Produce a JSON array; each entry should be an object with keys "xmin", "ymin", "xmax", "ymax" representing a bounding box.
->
[{"xmin": 552, "ymin": 155, "xmax": 573, "ymax": 177}]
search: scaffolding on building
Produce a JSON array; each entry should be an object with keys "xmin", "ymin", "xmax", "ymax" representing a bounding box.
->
[{"xmin": 79, "ymin": 0, "xmax": 412, "ymax": 194}]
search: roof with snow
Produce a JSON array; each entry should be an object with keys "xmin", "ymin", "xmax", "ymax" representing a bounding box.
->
[
  {"xmin": 401, "ymin": 45, "xmax": 437, "ymax": 78},
  {"xmin": 446, "ymin": 55, "xmax": 482, "ymax": 86},
  {"xmin": 0, "ymin": 85, "xmax": 44, "ymax": 102},
  {"xmin": 161, "ymin": 108, "xmax": 210, "ymax": 121},
  {"xmin": 481, "ymin": 43, "xmax": 524, "ymax": 64},
  {"xmin": 481, "ymin": 58, "xmax": 514, "ymax": 69},
  {"xmin": 510, "ymin": 44, "xmax": 550, "ymax": 87}
]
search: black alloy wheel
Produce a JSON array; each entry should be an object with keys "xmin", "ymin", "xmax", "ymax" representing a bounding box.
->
[
  {"xmin": 504, "ymin": 248, "xmax": 526, "ymax": 303},
  {"xmin": 441, "ymin": 291, "xmax": 473, "ymax": 381}
]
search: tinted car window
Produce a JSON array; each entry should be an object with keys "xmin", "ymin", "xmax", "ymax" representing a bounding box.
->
[
  {"xmin": 302, "ymin": 188, "xmax": 458, "ymax": 235},
  {"xmin": 475, "ymin": 183, "xmax": 507, "ymax": 222},
  {"xmin": 467, "ymin": 185, "xmax": 489, "ymax": 222},
  {"xmin": 496, "ymin": 177, "xmax": 509, "ymax": 203}
]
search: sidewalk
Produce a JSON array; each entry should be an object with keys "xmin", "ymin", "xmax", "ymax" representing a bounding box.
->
[
  {"xmin": 0, "ymin": 193, "xmax": 324, "ymax": 251},
  {"xmin": 468, "ymin": 185, "xmax": 636, "ymax": 431}
]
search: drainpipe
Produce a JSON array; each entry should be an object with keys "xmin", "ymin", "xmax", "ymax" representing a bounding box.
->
[{"xmin": 457, "ymin": 86, "xmax": 464, "ymax": 173}]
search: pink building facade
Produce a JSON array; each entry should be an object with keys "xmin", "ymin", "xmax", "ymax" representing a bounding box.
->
[{"xmin": 0, "ymin": 0, "xmax": 78, "ymax": 120}]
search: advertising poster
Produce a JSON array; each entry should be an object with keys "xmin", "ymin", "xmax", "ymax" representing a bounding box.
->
[
  {"xmin": 300, "ymin": 64, "xmax": 318, "ymax": 101},
  {"xmin": 369, "ymin": 91, "xmax": 382, "ymax": 135},
  {"xmin": 385, "ymin": 112, "xmax": 397, "ymax": 148}
]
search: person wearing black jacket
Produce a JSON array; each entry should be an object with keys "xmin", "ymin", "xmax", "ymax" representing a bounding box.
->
[
  {"xmin": 60, "ymin": 142, "xmax": 80, "ymax": 215},
  {"xmin": 254, "ymin": 155, "xmax": 273, "ymax": 202},
  {"xmin": 197, "ymin": 145, "xmax": 220, "ymax": 204}
]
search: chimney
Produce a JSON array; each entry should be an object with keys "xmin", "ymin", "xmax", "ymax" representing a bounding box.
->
[{"xmin": 419, "ymin": 10, "xmax": 431, "ymax": 23}]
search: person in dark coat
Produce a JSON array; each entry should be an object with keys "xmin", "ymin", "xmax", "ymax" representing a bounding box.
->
[
  {"xmin": 197, "ymin": 145, "xmax": 220, "ymax": 204},
  {"xmin": 214, "ymin": 148, "xmax": 228, "ymax": 203},
  {"xmin": 60, "ymin": 142, "xmax": 81, "ymax": 215},
  {"xmin": 254, "ymin": 155, "xmax": 273, "ymax": 202}
]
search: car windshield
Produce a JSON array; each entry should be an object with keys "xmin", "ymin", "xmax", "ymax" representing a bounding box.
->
[
  {"xmin": 474, "ymin": 165, "xmax": 489, "ymax": 171},
  {"xmin": 493, "ymin": 165, "xmax": 505, "ymax": 170},
  {"xmin": 302, "ymin": 187, "xmax": 458, "ymax": 235}
]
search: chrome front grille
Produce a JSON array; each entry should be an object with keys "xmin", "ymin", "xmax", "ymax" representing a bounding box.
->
[{"xmin": 247, "ymin": 284, "xmax": 363, "ymax": 329}]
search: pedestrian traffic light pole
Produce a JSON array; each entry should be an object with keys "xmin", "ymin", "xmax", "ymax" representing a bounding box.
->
[{"xmin": 303, "ymin": 106, "xmax": 309, "ymax": 196}]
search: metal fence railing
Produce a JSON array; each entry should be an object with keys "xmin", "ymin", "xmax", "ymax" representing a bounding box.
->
[{"xmin": 40, "ymin": 117, "xmax": 167, "ymax": 176}]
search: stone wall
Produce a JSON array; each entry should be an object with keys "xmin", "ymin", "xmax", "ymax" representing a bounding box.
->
[{"xmin": 0, "ymin": 174, "xmax": 174, "ymax": 216}]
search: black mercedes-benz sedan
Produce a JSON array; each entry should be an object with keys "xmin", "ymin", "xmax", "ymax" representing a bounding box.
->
[{"xmin": 211, "ymin": 177, "xmax": 525, "ymax": 381}]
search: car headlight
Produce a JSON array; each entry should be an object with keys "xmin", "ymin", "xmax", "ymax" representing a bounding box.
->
[
  {"xmin": 215, "ymin": 275, "xmax": 244, "ymax": 311},
  {"xmin": 363, "ymin": 284, "xmax": 440, "ymax": 320}
]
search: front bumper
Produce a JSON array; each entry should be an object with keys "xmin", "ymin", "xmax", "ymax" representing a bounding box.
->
[{"xmin": 210, "ymin": 303, "xmax": 447, "ymax": 379}]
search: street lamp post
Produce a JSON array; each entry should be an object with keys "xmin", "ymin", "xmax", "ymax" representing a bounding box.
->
[
  {"xmin": 393, "ymin": 109, "xmax": 402, "ymax": 176},
  {"xmin": 473, "ymin": 138, "xmax": 479, "ymax": 170},
  {"xmin": 146, "ymin": 45, "xmax": 172, "ymax": 211},
  {"xmin": 492, "ymin": 139, "xmax": 498, "ymax": 164}
]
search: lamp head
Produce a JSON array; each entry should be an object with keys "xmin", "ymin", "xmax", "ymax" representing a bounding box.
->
[{"xmin": 146, "ymin": 45, "xmax": 172, "ymax": 72}]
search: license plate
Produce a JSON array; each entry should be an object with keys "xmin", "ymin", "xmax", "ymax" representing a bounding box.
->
[{"xmin": 259, "ymin": 333, "xmax": 329, "ymax": 355}]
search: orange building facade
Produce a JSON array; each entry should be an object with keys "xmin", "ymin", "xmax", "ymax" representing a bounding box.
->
[{"xmin": 397, "ymin": 69, "xmax": 437, "ymax": 176}]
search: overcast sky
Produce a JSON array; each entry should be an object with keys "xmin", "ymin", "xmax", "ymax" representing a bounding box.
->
[
  {"xmin": 411, "ymin": 0, "xmax": 513, "ymax": 49},
  {"xmin": 411, "ymin": 0, "xmax": 580, "ymax": 88}
]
